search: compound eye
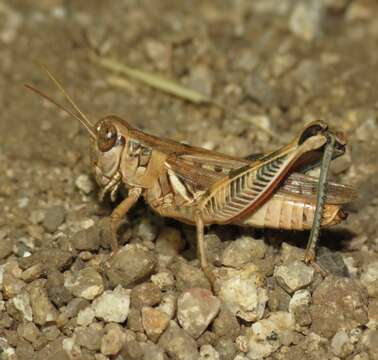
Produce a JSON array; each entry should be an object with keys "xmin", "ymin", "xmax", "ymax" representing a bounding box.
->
[{"xmin": 97, "ymin": 121, "xmax": 117, "ymax": 152}]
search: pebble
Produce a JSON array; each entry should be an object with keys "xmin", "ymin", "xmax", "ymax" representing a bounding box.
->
[
  {"xmin": 63, "ymin": 297, "xmax": 90, "ymax": 319},
  {"xmin": 11, "ymin": 292, "xmax": 33, "ymax": 322},
  {"xmin": 331, "ymin": 330, "xmax": 354, "ymax": 358},
  {"xmin": 158, "ymin": 321, "xmax": 199, "ymax": 360},
  {"xmin": 141, "ymin": 343, "xmax": 166, "ymax": 360},
  {"xmin": 141, "ymin": 306, "xmax": 170, "ymax": 342},
  {"xmin": 221, "ymin": 236, "xmax": 266, "ymax": 269},
  {"xmin": 360, "ymin": 260, "xmax": 378, "ymax": 297},
  {"xmin": 214, "ymin": 337, "xmax": 237, "ymax": 360},
  {"xmin": 157, "ymin": 293, "xmax": 177, "ymax": 320},
  {"xmin": 70, "ymin": 225, "xmax": 102, "ymax": 251},
  {"xmin": 18, "ymin": 249, "xmax": 73, "ymax": 272},
  {"xmin": 151, "ymin": 271, "xmax": 175, "ymax": 291},
  {"xmin": 316, "ymin": 247, "xmax": 348, "ymax": 276},
  {"xmin": 213, "ymin": 307, "xmax": 240, "ymax": 340},
  {"xmin": 130, "ymin": 282, "xmax": 161, "ymax": 309},
  {"xmin": 133, "ymin": 218, "xmax": 158, "ymax": 242},
  {"xmin": 64, "ymin": 267, "xmax": 104, "ymax": 300},
  {"xmin": 28, "ymin": 280, "xmax": 58, "ymax": 325},
  {"xmin": 177, "ymin": 288, "xmax": 221, "ymax": 339},
  {"xmin": 17, "ymin": 322, "xmax": 40, "ymax": 345},
  {"xmin": 368, "ymin": 298, "xmax": 378, "ymax": 322},
  {"xmin": 0, "ymin": 237, "xmax": 13, "ymax": 259},
  {"xmin": 106, "ymin": 244, "xmax": 157, "ymax": 287},
  {"xmin": 361, "ymin": 329, "xmax": 378, "ymax": 360},
  {"xmin": 310, "ymin": 276, "xmax": 368, "ymax": 338},
  {"xmin": 42, "ymin": 205, "xmax": 66, "ymax": 233},
  {"xmin": 289, "ymin": 289, "xmax": 312, "ymax": 326},
  {"xmin": 77, "ymin": 306, "xmax": 95, "ymax": 326},
  {"xmin": 267, "ymin": 280, "xmax": 291, "ymax": 312},
  {"xmin": 75, "ymin": 174, "xmax": 95, "ymax": 195},
  {"xmin": 3, "ymin": 273, "xmax": 26, "ymax": 298},
  {"xmin": 289, "ymin": 0, "xmax": 325, "ymax": 41},
  {"xmin": 155, "ymin": 227, "xmax": 183, "ymax": 256},
  {"xmin": 246, "ymin": 311, "xmax": 295, "ymax": 359},
  {"xmin": 92, "ymin": 285, "xmax": 130, "ymax": 323},
  {"xmin": 101, "ymin": 324, "xmax": 126, "ymax": 356},
  {"xmin": 75, "ymin": 324, "xmax": 103, "ymax": 351},
  {"xmin": 274, "ymin": 261, "xmax": 314, "ymax": 293},
  {"xmin": 46, "ymin": 269, "xmax": 72, "ymax": 307},
  {"xmin": 199, "ymin": 344, "xmax": 220, "ymax": 360},
  {"xmin": 174, "ymin": 261, "xmax": 211, "ymax": 291},
  {"xmin": 218, "ymin": 265, "xmax": 268, "ymax": 321}
]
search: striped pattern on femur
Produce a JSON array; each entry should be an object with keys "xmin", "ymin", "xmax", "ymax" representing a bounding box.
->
[{"xmin": 201, "ymin": 155, "xmax": 288, "ymax": 223}]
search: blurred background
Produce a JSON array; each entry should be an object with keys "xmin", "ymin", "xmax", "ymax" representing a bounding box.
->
[{"xmin": 0, "ymin": 0, "xmax": 378, "ymax": 359}]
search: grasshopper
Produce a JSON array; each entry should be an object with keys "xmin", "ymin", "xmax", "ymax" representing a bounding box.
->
[{"xmin": 26, "ymin": 69, "xmax": 356, "ymax": 284}]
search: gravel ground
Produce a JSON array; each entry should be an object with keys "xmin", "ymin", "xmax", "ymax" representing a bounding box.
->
[{"xmin": 1, "ymin": 1, "xmax": 378, "ymax": 359}]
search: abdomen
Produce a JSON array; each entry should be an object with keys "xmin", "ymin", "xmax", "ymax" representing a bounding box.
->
[{"xmin": 240, "ymin": 193, "xmax": 346, "ymax": 230}]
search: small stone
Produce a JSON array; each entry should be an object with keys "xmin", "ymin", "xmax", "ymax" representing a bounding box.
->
[
  {"xmin": 3, "ymin": 273, "xmax": 26, "ymax": 298},
  {"xmin": 64, "ymin": 267, "xmax": 104, "ymax": 300},
  {"xmin": 120, "ymin": 336, "xmax": 144, "ymax": 359},
  {"xmin": 246, "ymin": 312, "xmax": 295, "ymax": 359},
  {"xmin": 218, "ymin": 266, "xmax": 268, "ymax": 322},
  {"xmin": 43, "ymin": 325, "xmax": 60, "ymax": 341},
  {"xmin": 174, "ymin": 261, "xmax": 211, "ymax": 291},
  {"xmin": 274, "ymin": 261, "xmax": 314, "ymax": 293},
  {"xmin": 141, "ymin": 306, "xmax": 170, "ymax": 342},
  {"xmin": 316, "ymin": 247, "xmax": 348, "ymax": 276},
  {"xmin": 199, "ymin": 344, "xmax": 220, "ymax": 360},
  {"xmin": 280, "ymin": 243, "xmax": 305, "ymax": 263},
  {"xmin": 155, "ymin": 227, "xmax": 183, "ymax": 255},
  {"xmin": 17, "ymin": 322, "xmax": 41, "ymax": 345},
  {"xmin": 157, "ymin": 293, "xmax": 177, "ymax": 320},
  {"xmin": 29, "ymin": 210, "xmax": 45, "ymax": 225},
  {"xmin": 130, "ymin": 282, "xmax": 161, "ymax": 309},
  {"xmin": 310, "ymin": 276, "xmax": 368, "ymax": 338},
  {"xmin": 177, "ymin": 288, "xmax": 221, "ymax": 339},
  {"xmin": 42, "ymin": 205, "xmax": 66, "ymax": 233},
  {"xmin": 159, "ymin": 321, "xmax": 199, "ymax": 360},
  {"xmin": 75, "ymin": 324, "xmax": 103, "ymax": 351},
  {"xmin": 101, "ymin": 325, "xmax": 126, "ymax": 356},
  {"xmin": 11, "ymin": 292, "xmax": 33, "ymax": 322},
  {"xmin": 46, "ymin": 269, "xmax": 72, "ymax": 307},
  {"xmin": 18, "ymin": 249, "xmax": 73, "ymax": 272},
  {"xmin": 127, "ymin": 308, "xmax": 143, "ymax": 332},
  {"xmin": 28, "ymin": 280, "xmax": 58, "ymax": 325},
  {"xmin": 133, "ymin": 218, "xmax": 158, "ymax": 242},
  {"xmin": 106, "ymin": 244, "xmax": 157, "ymax": 287},
  {"xmin": 141, "ymin": 343, "xmax": 166, "ymax": 360},
  {"xmin": 145, "ymin": 38, "xmax": 171, "ymax": 70},
  {"xmin": 93, "ymin": 285, "xmax": 130, "ymax": 323},
  {"xmin": 70, "ymin": 225, "xmax": 101, "ymax": 251},
  {"xmin": 267, "ymin": 280, "xmax": 291, "ymax": 312},
  {"xmin": 331, "ymin": 330, "xmax": 354, "ymax": 358},
  {"xmin": 221, "ymin": 236, "xmax": 266, "ymax": 269},
  {"xmin": 0, "ymin": 237, "xmax": 13, "ymax": 259},
  {"xmin": 360, "ymin": 260, "xmax": 378, "ymax": 297},
  {"xmin": 77, "ymin": 306, "xmax": 95, "ymax": 326},
  {"xmin": 289, "ymin": 0, "xmax": 325, "ymax": 41},
  {"xmin": 75, "ymin": 174, "xmax": 95, "ymax": 195},
  {"xmin": 214, "ymin": 338, "xmax": 237, "ymax": 360},
  {"xmin": 20, "ymin": 263, "xmax": 44, "ymax": 282},
  {"xmin": 186, "ymin": 65, "xmax": 213, "ymax": 98},
  {"xmin": 362, "ymin": 329, "xmax": 378, "ymax": 360},
  {"xmin": 368, "ymin": 298, "xmax": 378, "ymax": 322},
  {"xmin": 213, "ymin": 307, "xmax": 240, "ymax": 339},
  {"xmin": 289, "ymin": 289, "xmax": 312, "ymax": 326},
  {"xmin": 63, "ymin": 298, "xmax": 90, "ymax": 319},
  {"xmin": 151, "ymin": 271, "xmax": 175, "ymax": 291}
]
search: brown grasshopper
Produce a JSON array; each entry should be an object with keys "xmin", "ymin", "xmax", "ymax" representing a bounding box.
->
[{"xmin": 25, "ymin": 69, "xmax": 356, "ymax": 283}]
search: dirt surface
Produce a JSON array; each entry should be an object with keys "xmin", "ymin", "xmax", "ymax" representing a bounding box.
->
[{"xmin": 1, "ymin": 1, "xmax": 378, "ymax": 359}]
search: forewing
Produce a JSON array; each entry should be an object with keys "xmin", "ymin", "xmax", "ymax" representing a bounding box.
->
[{"xmin": 279, "ymin": 172, "xmax": 357, "ymax": 204}]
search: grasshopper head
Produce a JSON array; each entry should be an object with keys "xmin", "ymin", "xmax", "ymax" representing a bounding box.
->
[{"xmin": 91, "ymin": 116, "xmax": 129, "ymax": 187}]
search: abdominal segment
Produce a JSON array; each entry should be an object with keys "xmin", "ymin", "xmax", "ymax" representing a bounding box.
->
[{"xmin": 241, "ymin": 193, "xmax": 345, "ymax": 230}]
